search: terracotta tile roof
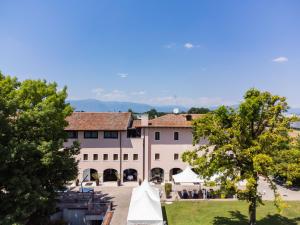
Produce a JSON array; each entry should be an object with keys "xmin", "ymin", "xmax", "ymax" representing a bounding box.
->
[
  {"xmin": 65, "ymin": 112, "xmax": 131, "ymax": 131},
  {"xmin": 146, "ymin": 114, "xmax": 204, "ymax": 128},
  {"xmin": 132, "ymin": 119, "xmax": 141, "ymax": 128}
]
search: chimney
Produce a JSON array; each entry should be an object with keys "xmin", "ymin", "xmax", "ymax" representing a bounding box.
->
[
  {"xmin": 186, "ymin": 114, "xmax": 192, "ymax": 121},
  {"xmin": 141, "ymin": 114, "xmax": 149, "ymax": 126}
]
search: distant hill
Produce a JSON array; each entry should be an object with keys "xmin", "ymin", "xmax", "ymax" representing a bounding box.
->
[
  {"xmin": 67, "ymin": 99, "xmax": 188, "ymax": 113},
  {"xmin": 67, "ymin": 99, "xmax": 300, "ymax": 115}
]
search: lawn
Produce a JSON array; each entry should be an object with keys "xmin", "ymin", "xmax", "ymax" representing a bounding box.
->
[{"xmin": 163, "ymin": 201, "xmax": 300, "ymax": 225}]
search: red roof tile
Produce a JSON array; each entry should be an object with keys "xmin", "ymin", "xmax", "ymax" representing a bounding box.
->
[
  {"xmin": 147, "ymin": 114, "xmax": 204, "ymax": 128},
  {"xmin": 132, "ymin": 119, "xmax": 141, "ymax": 128},
  {"xmin": 65, "ymin": 112, "xmax": 131, "ymax": 131}
]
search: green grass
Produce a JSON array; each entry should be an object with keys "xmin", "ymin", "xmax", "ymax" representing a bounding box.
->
[{"xmin": 163, "ymin": 201, "xmax": 300, "ymax": 225}]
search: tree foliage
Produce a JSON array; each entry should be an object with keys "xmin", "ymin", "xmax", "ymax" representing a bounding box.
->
[
  {"xmin": 0, "ymin": 72, "xmax": 80, "ymax": 225},
  {"xmin": 274, "ymin": 138, "xmax": 300, "ymax": 186},
  {"xmin": 187, "ymin": 107, "xmax": 210, "ymax": 114},
  {"xmin": 145, "ymin": 108, "xmax": 166, "ymax": 119},
  {"xmin": 182, "ymin": 88, "xmax": 298, "ymax": 225}
]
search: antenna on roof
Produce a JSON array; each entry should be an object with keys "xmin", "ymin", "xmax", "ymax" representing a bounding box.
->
[{"xmin": 173, "ymin": 95, "xmax": 179, "ymax": 114}]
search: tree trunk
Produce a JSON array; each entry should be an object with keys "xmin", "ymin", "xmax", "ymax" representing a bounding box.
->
[
  {"xmin": 249, "ymin": 198, "xmax": 257, "ymax": 225},
  {"xmin": 249, "ymin": 177, "xmax": 258, "ymax": 225}
]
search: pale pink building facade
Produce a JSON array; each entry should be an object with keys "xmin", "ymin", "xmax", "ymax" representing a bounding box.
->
[{"xmin": 64, "ymin": 112, "xmax": 206, "ymax": 184}]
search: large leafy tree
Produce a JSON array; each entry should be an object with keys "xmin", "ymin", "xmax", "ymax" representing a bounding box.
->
[
  {"xmin": 182, "ymin": 88, "xmax": 297, "ymax": 225},
  {"xmin": 275, "ymin": 137, "xmax": 300, "ymax": 186},
  {"xmin": 0, "ymin": 72, "xmax": 80, "ymax": 225}
]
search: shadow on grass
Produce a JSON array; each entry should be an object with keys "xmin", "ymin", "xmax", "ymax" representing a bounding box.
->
[
  {"xmin": 213, "ymin": 211, "xmax": 300, "ymax": 225},
  {"xmin": 162, "ymin": 206, "xmax": 169, "ymax": 224}
]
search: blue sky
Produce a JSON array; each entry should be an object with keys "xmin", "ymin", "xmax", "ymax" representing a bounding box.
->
[{"xmin": 1, "ymin": 0, "xmax": 300, "ymax": 107}]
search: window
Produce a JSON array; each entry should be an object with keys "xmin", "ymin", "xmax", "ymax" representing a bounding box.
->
[
  {"xmin": 174, "ymin": 153, "xmax": 179, "ymax": 160},
  {"xmin": 67, "ymin": 131, "xmax": 78, "ymax": 139},
  {"xmin": 84, "ymin": 131, "xmax": 98, "ymax": 139},
  {"xmin": 133, "ymin": 154, "xmax": 138, "ymax": 160},
  {"xmin": 155, "ymin": 132, "xmax": 160, "ymax": 140},
  {"xmin": 104, "ymin": 131, "xmax": 118, "ymax": 139},
  {"xmin": 103, "ymin": 154, "xmax": 108, "ymax": 161},
  {"xmin": 113, "ymin": 154, "xmax": 119, "ymax": 161},
  {"xmin": 123, "ymin": 154, "xmax": 128, "ymax": 161},
  {"xmin": 93, "ymin": 154, "xmax": 98, "ymax": 160},
  {"xmin": 155, "ymin": 153, "xmax": 160, "ymax": 160},
  {"xmin": 174, "ymin": 132, "xmax": 179, "ymax": 140},
  {"xmin": 83, "ymin": 154, "xmax": 88, "ymax": 161}
]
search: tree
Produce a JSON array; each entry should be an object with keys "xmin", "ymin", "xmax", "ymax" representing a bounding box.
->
[
  {"xmin": 187, "ymin": 107, "xmax": 210, "ymax": 114},
  {"xmin": 182, "ymin": 88, "xmax": 297, "ymax": 225},
  {"xmin": 145, "ymin": 108, "xmax": 166, "ymax": 119},
  {"xmin": 275, "ymin": 137, "xmax": 300, "ymax": 186},
  {"xmin": 0, "ymin": 72, "xmax": 80, "ymax": 225}
]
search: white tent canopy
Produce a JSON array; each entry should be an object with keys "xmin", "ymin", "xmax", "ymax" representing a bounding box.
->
[
  {"xmin": 172, "ymin": 167, "xmax": 204, "ymax": 184},
  {"xmin": 127, "ymin": 180, "xmax": 163, "ymax": 225}
]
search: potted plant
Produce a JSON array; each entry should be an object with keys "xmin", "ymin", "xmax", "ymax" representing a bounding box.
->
[
  {"xmin": 92, "ymin": 172, "xmax": 101, "ymax": 186},
  {"xmin": 165, "ymin": 183, "xmax": 172, "ymax": 199}
]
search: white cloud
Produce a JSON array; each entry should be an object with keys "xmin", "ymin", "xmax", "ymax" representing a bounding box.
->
[
  {"xmin": 147, "ymin": 96, "xmax": 236, "ymax": 107},
  {"xmin": 184, "ymin": 43, "xmax": 194, "ymax": 49},
  {"xmin": 91, "ymin": 88, "xmax": 235, "ymax": 107},
  {"xmin": 117, "ymin": 73, "xmax": 128, "ymax": 78},
  {"xmin": 164, "ymin": 43, "xmax": 176, "ymax": 49},
  {"xmin": 184, "ymin": 42, "xmax": 200, "ymax": 49},
  {"xmin": 92, "ymin": 88, "xmax": 105, "ymax": 95},
  {"xmin": 272, "ymin": 56, "xmax": 288, "ymax": 63},
  {"xmin": 92, "ymin": 88, "xmax": 127, "ymax": 101},
  {"xmin": 131, "ymin": 91, "xmax": 146, "ymax": 96}
]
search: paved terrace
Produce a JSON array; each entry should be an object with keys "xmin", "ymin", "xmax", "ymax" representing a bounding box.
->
[{"xmin": 69, "ymin": 179, "xmax": 300, "ymax": 225}]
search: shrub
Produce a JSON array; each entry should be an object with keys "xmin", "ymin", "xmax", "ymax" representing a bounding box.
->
[
  {"xmin": 165, "ymin": 183, "xmax": 172, "ymax": 198},
  {"xmin": 205, "ymin": 181, "xmax": 216, "ymax": 187}
]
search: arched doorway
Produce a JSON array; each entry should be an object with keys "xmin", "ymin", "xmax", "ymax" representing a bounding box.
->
[
  {"xmin": 169, "ymin": 168, "xmax": 183, "ymax": 181},
  {"xmin": 123, "ymin": 169, "xmax": 138, "ymax": 182},
  {"xmin": 103, "ymin": 169, "xmax": 118, "ymax": 182},
  {"xmin": 82, "ymin": 168, "xmax": 98, "ymax": 181},
  {"xmin": 150, "ymin": 168, "xmax": 164, "ymax": 184}
]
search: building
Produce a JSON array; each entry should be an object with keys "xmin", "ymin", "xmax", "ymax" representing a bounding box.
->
[{"xmin": 64, "ymin": 112, "xmax": 207, "ymax": 184}]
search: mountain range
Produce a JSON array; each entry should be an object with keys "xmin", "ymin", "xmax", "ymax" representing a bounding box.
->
[
  {"xmin": 67, "ymin": 99, "xmax": 188, "ymax": 113},
  {"xmin": 68, "ymin": 99, "xmax": 300, "ymax": 114}
]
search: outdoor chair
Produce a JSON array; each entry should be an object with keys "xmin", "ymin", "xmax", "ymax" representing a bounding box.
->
[
  {"xmin": 192, "ymin": 190, "xmax": 199, "ymax": 199},
  {"xmin": 182, "ymin": 190, "xmax": 189, "ymax": 199},
  {"xmin": 198, "ymin": 190, "xmax": 203, "ymax": 199}
]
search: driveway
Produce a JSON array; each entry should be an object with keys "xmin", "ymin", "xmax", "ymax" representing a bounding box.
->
[
  {"xmin": 94, "ymin": 186, "xmax": 134, "ymax": 225},
  {"xmin": 258, "ymin": 178, "xmax": 300, "ymax": 201}
]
